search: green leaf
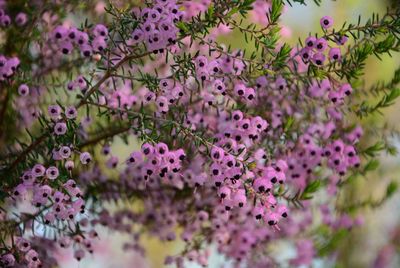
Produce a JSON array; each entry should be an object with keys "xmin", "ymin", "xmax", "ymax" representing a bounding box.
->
[
  {"xmin": 273, "ymin": 43, "xmax": 291, "ymax": 69},
  {"xmin": 301, "ymin": 179, "xmax": 321, "ymax": 199},
  {"xmin": 207, "ymin": 5, "xmax": 214, "ymax": 19},
  {"xmin": 363, "ymin": 141, "xmax": 385, "ymax": 157},
  {"xmin": 363, "ymin": 159, "xmax": 380, "ymax": 173},
  {"xmin": 227, "ymin": 7, "xmax": 239, "ymax": 18},
  {"xmin": 385, "ymin": 88, "xmax": 400, "ymax": 105},
  {"xmin": 318, "ymin": 229, "xmax": 349, "ymax": 256},
  {"xmin": 375, "ymin": 35, "xmax": 396, "ymax": 54},
  {"xmin": 386, "ymin": 181, "xmax": 398, "ymax": 197},
  {"xmin": 283, "ymin": 116, "xmax": 294, "ymax": 133},
  {"xmin": 304, "ymin": 179, "xmax": 321, "ymax": 193},
  {"xmin": 176, "ymin": 21, "xmax": 188, "ymax": 33},
  {"xmin": 269, "ymin": 0, "xmax": 283, "ymax": 23}
]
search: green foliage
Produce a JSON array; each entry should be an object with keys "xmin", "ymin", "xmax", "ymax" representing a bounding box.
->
[
  {"xmin": 357, "ymin": 88, "xmax": 400, "ymax": 117},
  {"xmin": 281, "ymin": 179, "xmax": 324, "ymax": 208},
  {"xmin": 230, "ymin": 0, "xmax": 256, "ymax": 17},
  {"xmin": 269, "ymin": 0, "xmax": 284, "ymax": 24},
  {"xmin": 283, "ymin": 116, "xmax": 295, "ymax": 133},
  {"xmin": 362, "ymin": 159, "xmax": 380, "ymax": 173},
  {"xmin": 386, "ymin": 181, "xmax": 398, "ymax": 197},
  {"xmin": 362, "ymin": 141, "xmax": 386, "ymax": 157},
  {"xmin": 318, "ymin": 229, "xmax": 349, "ymax": 256},
  {"xmin": 285, "ymin": 0, "xmax": 323, "ymax": 6},
  {"xmin": 272, "ymin": 43, "xmax": 291, "ymax": 69},
  {"xmin": 301, "ymin": 179, "xmax": 322, "ymax": 200},
  {"xmin": 356, "ymin": 66, "xmax": 400, "ymax": 117},
  {"xmin": 320, "ymin": 12, "xmax": 400, "ymax": 82},
  {"xmin": 260, "ymin": 26, "xmax": 281, "ymax": 50}
]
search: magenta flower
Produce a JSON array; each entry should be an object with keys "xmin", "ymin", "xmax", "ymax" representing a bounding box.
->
[
  {"xmin": 312, "ymin": 52, "xmax": 325, "ymax": 66},
  {"xmin": 80, "ymin": 152, "xmax": 92, "ymax": 164},
  {"xmin": 32, "ymin": 164, "xmax": 45, "ymax": 177},
  {"xmin": 15, "ymin": 12, "xmax": 28, "ymax": 26},
  {"xmin": 65, "ymin": 106, "xmax": 77, "ymax": 119},
  {"xmin": 329, "ymin": 47, "xmax": 341, "ymax": 61},
  {"xmin": 0, "ymin": 2, "xmax": 397, "ymax": 267},
  {"xmin": 48, "ymin": 105, "xmax": 61, "ymax": 118},
  {"xmin": 18, "ymin": 84, "xmax": 29, "ymax": 96},
  {"xmin": 0, "ymin": 254, "xmax": 15, "ymax": 267},
  {"xmin": 46, "ymin": 166, "xmax": 59, "ymax": 180},
  {"xmin": 54, "ymin": 122, "xmax": 67, "ymax": 135},
  {"xmin": 320, "ymin": 16, "xmax": 333, "ymax": 29}
]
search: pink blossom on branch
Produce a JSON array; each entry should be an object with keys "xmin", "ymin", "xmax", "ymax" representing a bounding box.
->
[{"xmin": 0, "ymin": 0, "xmax": 399, "ymax": 267}]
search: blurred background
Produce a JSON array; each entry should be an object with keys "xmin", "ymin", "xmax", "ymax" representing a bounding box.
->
[{"xmin": 56, "ymin": 0, "xmax": 400, "ymax": 267}]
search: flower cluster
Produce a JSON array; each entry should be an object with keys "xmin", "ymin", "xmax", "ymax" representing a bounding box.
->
[
  {"xmin": 285, "ymin": 126, "xmax": 361, "ymax": 191},
  {"xmin": 131, "ymin": 0, "xmax": 182, "ymax": 53},
  {"xmin": 301, "ymin": 17, "xmax": 345, "ymax": 66},
  {"xmin": 0, "ymin": 1, "xmax": 27, "ymax": 28},
  {"xmin": 13, "ymin": 167, "xmax": 85, "ymax": 220},
  {"xmin": 155, "ymin": 79, "xmax": 184, "ymax": 113},
  {"xmin": 10, "ymin": 167, "xmax": 86, "ymax": 266},
  {"xmin": 50, "ymin": 24, "xmax": 108, "ymax": 57},
  {"xmin": 0, "ymin": 9, "xmax": 10, "ymax": 27},
  {"xmin": 0, "ymin": 55, "xmax": 19, "ymax": 81},
  {"xmin": 126, "ymin": 142, "xmax": 185, "ymax": 185},
  {"xmin": 0, "ymin": 0, "xmax": 399, "ymax": 267}
]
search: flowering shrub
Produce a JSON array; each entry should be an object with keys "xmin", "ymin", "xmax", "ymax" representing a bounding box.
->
[{"xmin": 0, "ymin": 0, "xmax": 399, "ymax": 267}]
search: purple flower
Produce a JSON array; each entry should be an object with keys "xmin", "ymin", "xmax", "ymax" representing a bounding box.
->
[
  {"xmin": 76, "ymin": 31, "xmax": 89, "ymax": 45},
  {"xmin": 65, "ymin": 160, "xmax": 74, "ymax": 170},
  {"xmin": 127, "ymin": 151, "xmax": 143, "ymax": 165},
  {"xmin": 93, "ymin": 24, "xmax": 108, "ymax": 38},
  {"xmin": 156, "ymin": 96, "xmax": 169, "ymax": 113},
  {"xmin": 60, "ymin": 40, "xmax": 73, "ymax": 54},
  {"xmin": 59, "ymin": 146, "xmax": 71, "ymax": 158},
  {"xmin": 15, "ymin": 12, "xmax": 28, "ymax": 26},
  {"xmin": 16, "ymin": 237, "xmax": 31, "ymax": 252},
  {"xmin": 18, "ymin": 84, "xmax": 29, "ymax": 96},
  {"xmin": 329, "ymin": 47, "xmax": 341, "ymax": 61},
  {"xmin": 320, "ymin": 16, "xmax": 333, "ymax": 29},
  {"xmin": 340, "ymin": 83, "xmax": 353, "ymax": 96},
  {"xmin": 46, "ymin": 166, "xmax": 59, "ymax": 180},
  {"xmin": 80, "ymin": 152, "xmax": 92, "ymax": 164},
  {"xmin": 312, "ymin": 52, "xmax": 325, "ymax": 66},
  {"xmin": 32, "ymin": 164, "xmax": 46, "ymax": 177},
  {"xmin": 335, "ymin": 34, "xmax": 348, "ymax": 45},
  {"xmin": 48, "ymin": 105, "xmax": 61, "ymax": 118},
  {"xmin": 0, "ymin": 15, "xmax": 11, "ymax": 27},
  {"xmin": 315, "ymin": 38, "xmax": 328, "ymax": 51},
  {"xmin": 0, "ymin": 253, "xmax": 15, "ymax": 267},
  {"xmin": 80, "ymin": 44, "xmax": 93, "ymax": 57},
  {"xmin": 300, "ymin": 47, "xmax": 312, "ymax": 61},
  {"xmin": 74, "ymin": 249, "xmax": 85, "ymax": 261},
  {"xmin": 106, "ymin": 156, "xmax": 119, "ymax": 168},
  {"xmin": 65, "ymin": 106, "xmax": 77, "ymax": 119},
  {"xmin": 54, "ymin": 122, "xmax": 67, "ymax": 135},
  {"xmin": 305, "ymin": 36, "xmax": 317, "ymax": 48},
  {"xmin": 25, "ymin": 248, "xmax": 38, "ymax": 262},
  {"xmin": 92, "ymin": 37, "xmax": 107, "ymax": 52},
  {"xmin": 21, "ymin": 170, "xmax": 35, "ymax": 185},
  {"xmin": 53, "ymin": 25, "xmax": 68, "ymax": 40}
]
